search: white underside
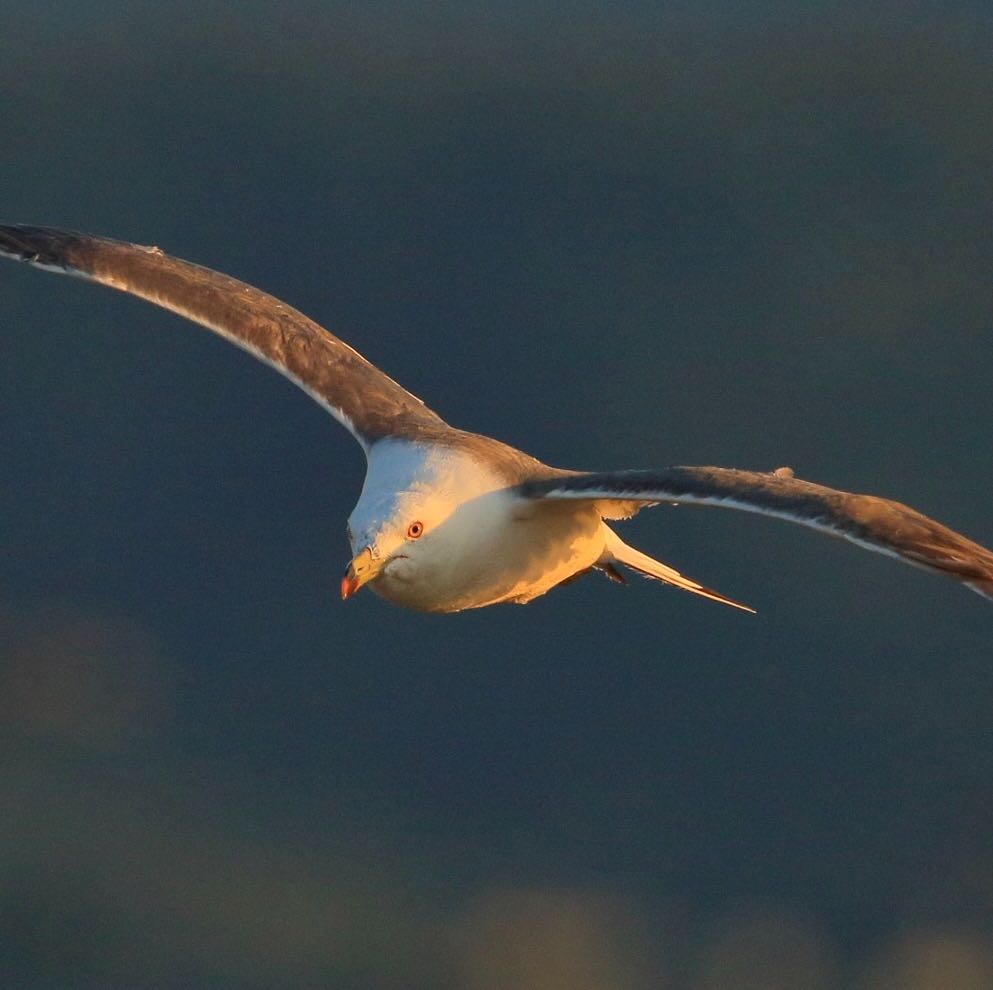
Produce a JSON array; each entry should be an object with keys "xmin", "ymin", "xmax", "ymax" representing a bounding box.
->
[{"xmin": 374, "ymin": 491, "xmax": 607, "ymax": 612}]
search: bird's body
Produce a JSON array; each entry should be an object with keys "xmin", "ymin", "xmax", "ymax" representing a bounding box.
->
[
  {"xmin": 348, "ymin": 439, "xmax": 570, "ymax": 611},
  {"xmin": 2, "ymin": 223, "xmax": 992, "ymax": 613},
  {"xmin": 348, "ymin": 438, "xmax": 614, "ymax": 612}
]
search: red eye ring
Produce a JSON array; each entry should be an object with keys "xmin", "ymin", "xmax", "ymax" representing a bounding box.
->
[{"xmin": 407, "ymin": 521, "xmax": 424, "ymax": 539}]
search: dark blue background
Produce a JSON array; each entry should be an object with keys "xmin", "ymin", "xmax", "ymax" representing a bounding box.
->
[{"xmin": 2, "ymin": 3, "xmax": 992, "ymax": 986}]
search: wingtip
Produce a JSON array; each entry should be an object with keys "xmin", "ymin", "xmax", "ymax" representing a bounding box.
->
[
  {"xmin": 0, "ymin": 223, "xmax": 35, "ymax": 261},
  {"xmin": 0, "ymin": 223, "xmax": 76, "ymax": 270},
  {"xmin": 966, "ymin": 579, "xmax": 993, "ymax": 603}
]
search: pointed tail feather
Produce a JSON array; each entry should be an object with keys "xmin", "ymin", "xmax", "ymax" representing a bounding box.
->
[{"xmin": 602, "ymin": 529, "xmax": 755, "ymax": 613}]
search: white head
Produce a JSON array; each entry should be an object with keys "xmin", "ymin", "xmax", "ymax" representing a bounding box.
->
[{"xmin": 340, "ymin": 438, "xmax": 505, "ymax": 607}]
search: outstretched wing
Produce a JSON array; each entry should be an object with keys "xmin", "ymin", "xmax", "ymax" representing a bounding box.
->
[
  {"xmin": 519, "ymin": 466, "xmax": 993, "ymax": 602},
  {"xmin": 0, "ymin": 224, "xmax": 447, "ymax": 449}
]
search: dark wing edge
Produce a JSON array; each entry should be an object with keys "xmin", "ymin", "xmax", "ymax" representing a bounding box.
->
[
  {"xmin": 0, "ymin": 224, "xmax": 447, "ymax": 447},
  {"xmin": 519, "ymin": 466, "xmax": 993, "ymax": 603}
]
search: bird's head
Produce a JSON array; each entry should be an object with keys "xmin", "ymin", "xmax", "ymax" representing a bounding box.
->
[
  {"xmin": 341, "ymin": 489, "xmax": 446, "ymax": 600},
  {"xmin": 340, "ymin": 438, "xmax": 505, "ymax": 606}
]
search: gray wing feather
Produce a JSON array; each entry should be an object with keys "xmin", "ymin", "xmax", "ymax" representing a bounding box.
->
[
  {"xmin": 0, "ymin": 224, "xmax": 447, "ymax": 447},
  {"xmin": 520, "ymin": 466, "xmax": 993, "ymax": 602}
]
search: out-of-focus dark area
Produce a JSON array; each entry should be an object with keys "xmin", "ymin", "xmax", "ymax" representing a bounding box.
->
[{"xmin": 2, "ymin": 2, "xmax": 993, "ymax": 986}]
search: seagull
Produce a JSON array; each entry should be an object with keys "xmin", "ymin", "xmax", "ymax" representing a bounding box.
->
[{"xmin": 2, "ymin": 224, "xmax": 991, "ymax": 613}]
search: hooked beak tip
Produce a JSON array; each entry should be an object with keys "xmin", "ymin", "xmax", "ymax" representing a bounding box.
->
[
  {"xmin": 341, "ymin": 546, "xmax": 378, "ymax": 601},
  {"xmin": 340, "ymin": 573, "xmax": 359, "ymax": 601}
]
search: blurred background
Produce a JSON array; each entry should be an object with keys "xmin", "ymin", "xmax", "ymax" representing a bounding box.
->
[{"xmin": 2, "ymin": 2, "xmax": 993, "ymax": 986}]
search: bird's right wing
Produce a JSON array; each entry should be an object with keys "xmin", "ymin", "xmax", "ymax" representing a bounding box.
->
[
  {"xmin": 519, "ymin": 466, "xmax": 993, "ymax": 602},
  {"xmin": 0, "ymin": 224, "xmax": 448, "ymax": 449}
]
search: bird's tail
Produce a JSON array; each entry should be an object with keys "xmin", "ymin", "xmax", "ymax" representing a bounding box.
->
[{"xmin": 601, "ymin": 528, "xmax": 755, "ymax": 613}]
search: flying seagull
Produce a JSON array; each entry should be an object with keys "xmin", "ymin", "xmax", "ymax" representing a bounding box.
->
[{"xmin": 2, "ymin": 224, "xmax": 991, "ymax": 613}]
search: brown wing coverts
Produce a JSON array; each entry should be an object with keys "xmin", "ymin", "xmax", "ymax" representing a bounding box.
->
[
  {"xmin": 520, "ymin": 466, "xmax": 993, "ymax": 601},
  {"xmin": 0, "ymin": 225, "xmax": 446, "ymax": 443}
]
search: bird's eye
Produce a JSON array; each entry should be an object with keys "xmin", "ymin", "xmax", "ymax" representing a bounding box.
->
[{"xmin": 407, "ymin": 521, "xmax": 424, "ymax": 539}]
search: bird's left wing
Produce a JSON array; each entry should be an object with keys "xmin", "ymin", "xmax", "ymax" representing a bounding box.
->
[
  {"xmin": 0, "ymin": 224, "xmax": 448, "ymax": 449},
  {"xmin": 518, "ymin": 466, "xmax": 993, "ymax": 602}
]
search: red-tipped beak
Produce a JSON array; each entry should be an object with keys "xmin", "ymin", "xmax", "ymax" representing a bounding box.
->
[
  {"xmin": 340, "ymin": 572, "xmax": 359, "ymax": 600},
  {"xmin": 341, "ymin": 547, "xmax": 380, "ymax": 601}
]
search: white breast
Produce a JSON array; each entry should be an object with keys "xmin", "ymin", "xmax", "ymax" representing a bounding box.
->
[
  {"xmin": 376, "ymin": 489, "xmax": 606, "ymax": 613},
  {"xmin": 355, "ymin": 440, "xmax": 606, "ymax": 612}
]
